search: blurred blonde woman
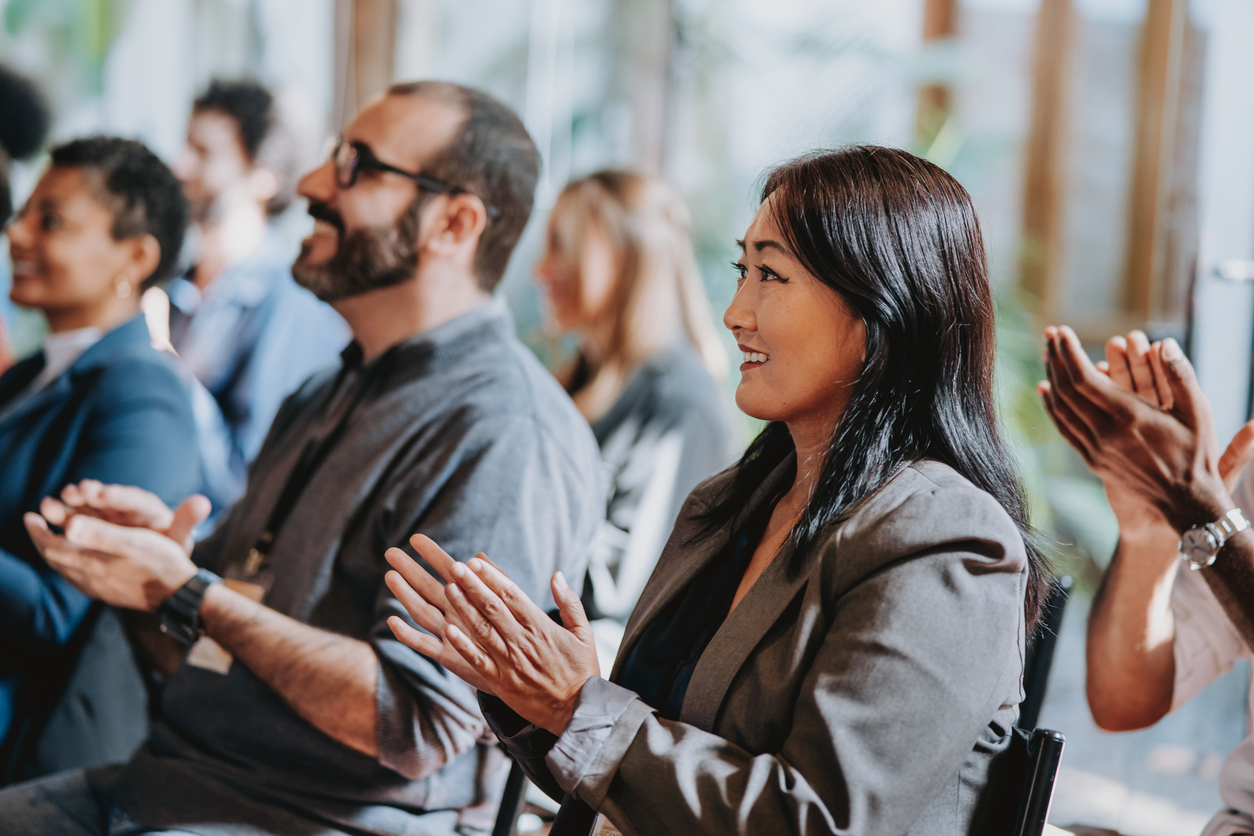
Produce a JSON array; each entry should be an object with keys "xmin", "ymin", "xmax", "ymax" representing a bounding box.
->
[{"xmin": 535, "ymin": 171, "xmax": 739, "ymax": 637}]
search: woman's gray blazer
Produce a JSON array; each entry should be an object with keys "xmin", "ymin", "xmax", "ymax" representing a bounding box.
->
[{"xmin": 488, "ymin": 453, "xmax": 1028, "ymax": 835}]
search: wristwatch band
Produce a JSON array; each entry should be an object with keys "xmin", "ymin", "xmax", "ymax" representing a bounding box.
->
[
  {"xmin": 158, "ymin": 568, "xmax": 222, "ymax": 647},
  {"xmin": 1215, "ymin": 508, "xmax": 1250, "ymax": 541},
  {"xmin": 1181, "ymin": 508, "xmax": 1250, "ymax": 571}
]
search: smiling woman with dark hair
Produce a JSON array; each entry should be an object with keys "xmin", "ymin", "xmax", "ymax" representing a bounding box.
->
[
  {"xmin": 0, "ymin": 137, "xmax": 199, "ymax": 782},
  {"xmin": 385, "ymin": 145, "xmax": 1050, "ymax": 836}
]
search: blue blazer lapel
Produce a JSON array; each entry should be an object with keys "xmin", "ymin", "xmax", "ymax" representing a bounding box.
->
[
  {"xmin": 68, "ymin": 315, "xmax": 153, "ymax": 371},
  {"xmin": 0, "ymin": 372, "xmax": 74, "ymax": 431},
  {"xmin": 0, "ymin": 354, "xmax": 46, "ymax": 407},
  {"xmin": 0, "ymin": 315, "xmax": 153, "ymax": 431}
]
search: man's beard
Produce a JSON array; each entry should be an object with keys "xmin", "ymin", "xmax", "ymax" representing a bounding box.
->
[{"xmin": 292, "ymin": 196, "xmax": 421, "ymax": 303}]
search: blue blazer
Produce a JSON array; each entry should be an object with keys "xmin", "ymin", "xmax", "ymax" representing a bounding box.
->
[{"xmin": 0, "ymin": 315, "xmax": 200, "ymax": 779}]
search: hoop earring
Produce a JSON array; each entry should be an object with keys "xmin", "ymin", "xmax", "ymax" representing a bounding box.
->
[{"xmin": 115, "ymin": 278, "xmax": 133, "ymax": 300}]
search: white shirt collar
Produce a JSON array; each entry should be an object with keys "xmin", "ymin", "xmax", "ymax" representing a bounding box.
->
[{"xmin": 33, "ymin": 326, "xmax": 105, "ymax": 390}]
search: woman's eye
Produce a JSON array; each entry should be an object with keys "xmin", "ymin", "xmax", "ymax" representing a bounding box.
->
[
  {"xmin": 759, "ymin": 265, "xmax": 786, "ymax": 283},
  {"xmin": 730, "ymin": 261, "xmax": 747, "ymax": 282},
  {"xmin": 40, "ymin": 213, "xmax": 61, "ymax": 231}
]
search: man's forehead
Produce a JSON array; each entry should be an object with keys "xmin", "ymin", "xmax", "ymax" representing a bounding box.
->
[
  {"xmin": 344, "ymin": 93, "xmax": 464, "ymax": 169},
  {"xmin": 188, "ymin": 109, "xmax": 245, "ymax": 151}
]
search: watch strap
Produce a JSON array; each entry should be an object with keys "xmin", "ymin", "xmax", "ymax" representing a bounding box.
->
[
  {"xmin": 158, "ymin": 568, "xmax": 222, "ymax": 647},
  {"xmin": 1182, "ymin": 508, "xmax": 1251, "ymax": 571},
  {"xmin": 1216, "ymin": 508, "xmax": 1250, "ymax": 540}
]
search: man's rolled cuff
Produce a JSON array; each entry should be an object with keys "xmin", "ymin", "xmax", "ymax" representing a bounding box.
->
[{"xmin": 374, "ymin": 645, "xmax": 483, "ymax": 779}]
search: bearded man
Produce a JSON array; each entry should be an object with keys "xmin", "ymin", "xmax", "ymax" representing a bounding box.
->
[{"xmin": 0, "ymin": 81, "xmax": 604, "ymax": 836}]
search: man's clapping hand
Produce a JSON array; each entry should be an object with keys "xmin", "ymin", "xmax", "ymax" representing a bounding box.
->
[
  {"xmin": 1037, "ymin": 326, "xmax": 1247, "ymax": 534},
  {"xmin": 1054, "ymin": 330, "xmax": 1254, "ymax": 537}
]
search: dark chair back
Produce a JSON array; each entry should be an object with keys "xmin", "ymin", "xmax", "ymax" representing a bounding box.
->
[
  {"xmin": 1014, "ymin": 727, "xmax": 1066, "ymax": 836},
  {"xmin": 1018, "ymin": 576, "xmax": 1072, "ymax": 730},
  {"xmin": 492, "ymin": 757, "xmax": 529, "ymax": 836},
  {"xmin": 980, "ymin": 725, "xmax": 1066, "ymax": 836}
]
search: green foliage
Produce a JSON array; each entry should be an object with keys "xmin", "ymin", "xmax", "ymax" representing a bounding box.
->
[
  {"xmin": 995, "ymin": 290, "xmax": 1118, "ymax": 591},
  {"xmin": 5, "ymin": 0, "xmax": 131, "ymax": 94}
]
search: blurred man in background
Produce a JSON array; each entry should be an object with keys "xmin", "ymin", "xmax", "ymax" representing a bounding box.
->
[
  {"xmin": 167, "ymin": 79, "xmax": 349, "ymax": 512},
  {"xmin": 0, "ymin": 64, "xmax": 51, "ymax": 374}
]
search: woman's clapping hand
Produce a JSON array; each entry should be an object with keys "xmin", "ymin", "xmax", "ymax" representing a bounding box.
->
[{"xmin": 385, "ymin": 534, "xmax": 600, "ymax": 735}]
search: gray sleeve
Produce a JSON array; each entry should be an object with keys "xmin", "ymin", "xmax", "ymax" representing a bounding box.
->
[
  {"xmin": 368, "ymin": 413, "xmax": 601, "ymax": 779},
  {"xmin": 545, "ymin": 486, "xmax": 1026, "ymax": 836}
]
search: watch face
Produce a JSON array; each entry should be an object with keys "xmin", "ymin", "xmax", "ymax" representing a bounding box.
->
[{"xmin": 1182, "ymin": 527, "xmax": 1220, "ymax": 563}]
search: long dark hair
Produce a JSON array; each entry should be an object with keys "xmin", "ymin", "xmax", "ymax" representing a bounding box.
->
[{"xmin": 705, "ymin": 146, "xmax": 1051, "ymax": 630}]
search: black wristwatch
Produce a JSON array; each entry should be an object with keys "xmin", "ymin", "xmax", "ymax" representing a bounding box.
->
[{"xmin": 157, "ymin": 568, "xmax": 222, "ymax": 647}]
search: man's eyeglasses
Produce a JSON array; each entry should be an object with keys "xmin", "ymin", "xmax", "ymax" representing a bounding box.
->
[{"xmin": 330, "ymin": 138, "xmax": 500, "ymax": 219}]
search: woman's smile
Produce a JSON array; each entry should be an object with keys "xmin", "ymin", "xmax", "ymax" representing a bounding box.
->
[{"xmin": 738, "ymin": 345, "xmax": 770, "ymax": 370}]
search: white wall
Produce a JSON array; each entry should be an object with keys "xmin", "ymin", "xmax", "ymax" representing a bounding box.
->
[{"xmin": 1190, "ymin": 0, "xmax": 1254, "ymax": 446}]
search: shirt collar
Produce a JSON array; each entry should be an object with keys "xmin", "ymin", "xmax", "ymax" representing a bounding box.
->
[
  {"xmin": 40, "ymin": 326, "xmax": 104, "ymax": 381},
  {"xmin": 341, "ymin": 297, "xmax": 512, "ymax": 389},
  {"xmin": 168, "ymin": 230, "xmax": 291, "ymax": 314}
]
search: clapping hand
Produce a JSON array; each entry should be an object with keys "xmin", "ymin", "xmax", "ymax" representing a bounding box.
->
[
  {"xmin": 23, "ymin": 481, "xmax": 211, "ymax": 611},
  {"xmin": 385, "ymin": 534, "xmax": 599, "ymax": 735},
  {"xmin": 55, "ymin": 480, "xmax": 209, "ymax": 553},
  {"xmin": 1061, "ymin": 331, "xmax": 1254, "ymax": 535},
  {"xmin": 1037, "ymin": 326, "xmax": 1254, "ymax": 533}
]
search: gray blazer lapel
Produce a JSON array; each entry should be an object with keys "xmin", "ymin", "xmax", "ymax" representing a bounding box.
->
[
  {"xmin": 609, "ymin": 503, "xmax": 731, "ymax": 681},
  {"xmin": 680, "ymin": 534, "xmax": 812, "ymax": 731},
  {"xmin": 679, "ymin": 454, "xmax": 817, "ymax": 732},
  {"xmin": 610, "ymin": 453, "xmax": 799, "ymax": 688}
]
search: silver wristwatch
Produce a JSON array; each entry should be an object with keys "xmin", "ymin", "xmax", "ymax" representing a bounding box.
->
[{"xmin": 1179, "ymin": 508, "xmax": 1251, "ymax": 570}]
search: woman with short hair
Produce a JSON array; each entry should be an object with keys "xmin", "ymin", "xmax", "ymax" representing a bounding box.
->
[
  {"xmin": 386, "ymin": 146, "xmax": 1051, "ymax": 835},
  {"xmin": 0, "ymin": 137, "xmax": 199, "ymax": 782}
]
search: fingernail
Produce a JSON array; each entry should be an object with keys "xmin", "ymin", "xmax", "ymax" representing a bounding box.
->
[
  {"xmin": 447, "ymin": 583, "xmax": 461, "ymax": 598},
  {"xmin": 554, "ymin": 571, "xmax": 568, "ymax": 591},
  {"xmin": 1162, "ymin": 338, "xmax": 1182, "ymax": 360},
  {"xmin": 452, "ymin": 562, "xmax": 466, "ymax": 577},
  {"xmin": 467, "ymin": 558, "xmax": 482, "ymax": 572}
]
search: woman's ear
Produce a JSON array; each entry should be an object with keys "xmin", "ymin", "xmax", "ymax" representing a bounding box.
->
[{"xmin": 125, "ymin": 233, "xmax": 162, "ymax": 286}]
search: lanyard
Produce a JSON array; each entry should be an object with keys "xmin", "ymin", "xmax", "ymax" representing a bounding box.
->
[{"xmin": 241, "ymin": 366, "xmax": 369, "ymax": 577}]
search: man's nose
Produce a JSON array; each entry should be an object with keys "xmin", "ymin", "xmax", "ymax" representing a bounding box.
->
[
  {"xmin": 171, "ymin": 150, "xmax": 196, "ymax": 181},
  {"xmin": 297, "ymin": 159, "xmax": 337, "ymax": 204}
]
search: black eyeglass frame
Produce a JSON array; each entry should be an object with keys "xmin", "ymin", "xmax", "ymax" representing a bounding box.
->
[{"xmin": 332, "ymin": 138, "xmax": 500, "ymax": 219}]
